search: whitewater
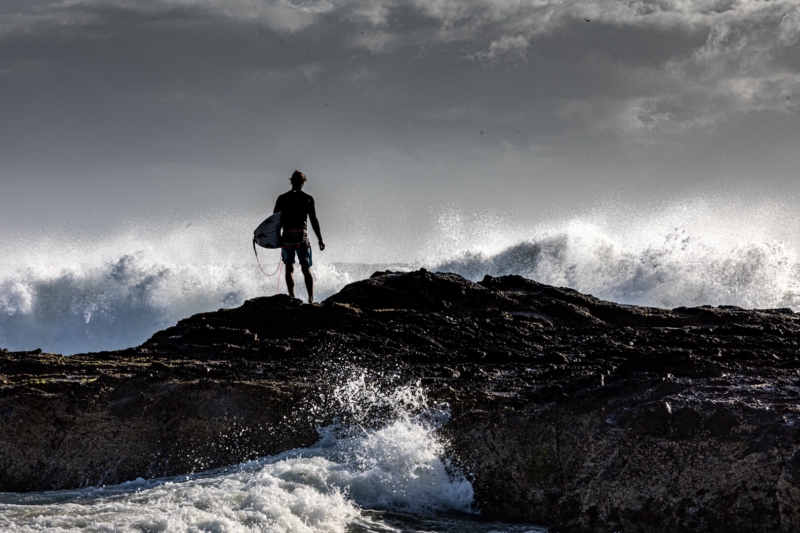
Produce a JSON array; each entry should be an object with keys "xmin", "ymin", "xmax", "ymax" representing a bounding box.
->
[
  {"xmin": 0, "ymin": 372, "xmax": 542, "ymax": 532},
  {"xmin": 2, "ymin": 197, "xmax": 799, "ymax": 356}
]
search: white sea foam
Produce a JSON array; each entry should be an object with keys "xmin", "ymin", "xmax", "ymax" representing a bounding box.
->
[
  {"xmin": 0, "ymin": 375, "xmax": 479, "ymax": 533},
  {"xmin": 1, "ymin": 197, "xmax": 799, "ymax": 354},
  {"xmin": 0, "ymin": 213, "xmax": 361, "ymax": 354},
  {"xmin": 425, "ymin": 196, "xmax": 800, "ymax": 309},
  {"xmin": 432, "ymin": 221, "xmax": 800, "ymax": 309}
]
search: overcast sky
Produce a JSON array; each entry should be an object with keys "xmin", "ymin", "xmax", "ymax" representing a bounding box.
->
[{"xmin": 1, "ymin": 0, "xmax": 799, "ymax": 239}]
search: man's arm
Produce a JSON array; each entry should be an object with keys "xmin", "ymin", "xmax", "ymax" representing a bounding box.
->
[
  {"xmin": 308, "ymin": 197, "xmax": 325, "ymax": 250},
  {"xmin": 273, "ymin": 195, "xmax": 282, "ymax": 214}
]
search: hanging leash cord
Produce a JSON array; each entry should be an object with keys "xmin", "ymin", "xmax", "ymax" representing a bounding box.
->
[{"xmin": 253, "ymin": 240, "xmax": 283, "ymax": 294}]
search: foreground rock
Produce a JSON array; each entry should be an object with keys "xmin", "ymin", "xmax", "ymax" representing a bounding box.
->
[{"xmin": 2, "ymin": 270, "xmax": 800, "ymax": 532}]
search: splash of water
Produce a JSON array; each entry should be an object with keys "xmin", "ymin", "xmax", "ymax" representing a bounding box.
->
[
  {"xmin": 0, "ymin": 374, "xmax": 478, "ymax": 532},
  {"xmin": 2, "ymin": 197, "xmax": 799, "ymax": 355},
  {"xmin": 433, "ymin": 221, "xmax": 800, "ymax": 309},
  {"xmin": 426, "ymin": 197, "xmax": 800, "ymax": 309},
  {"xmin": 0, "ymin": 213, "xmax": 360, "ymax": 354}
]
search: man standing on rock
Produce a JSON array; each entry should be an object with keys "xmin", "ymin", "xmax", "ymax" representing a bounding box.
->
[{"xmin": 273, "ymin": 170, "xmax": 325, "ymax": 303}]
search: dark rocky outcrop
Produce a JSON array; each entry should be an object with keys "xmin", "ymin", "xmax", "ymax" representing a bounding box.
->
[{"xmin": 2, "ymin": 270, "xmax": 800, "ymax": 532}]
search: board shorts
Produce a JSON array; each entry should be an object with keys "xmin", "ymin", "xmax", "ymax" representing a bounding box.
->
[{"xmin": 281, "ymin": 245, "xmax": 312, "ymax": 268}]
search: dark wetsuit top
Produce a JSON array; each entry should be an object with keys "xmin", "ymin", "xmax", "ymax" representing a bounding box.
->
[{"xmin": 273, "ymin": 189, "xmax": 322, "ymax": 246}]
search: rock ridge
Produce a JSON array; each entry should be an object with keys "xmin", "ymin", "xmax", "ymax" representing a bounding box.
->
[{"xmin": 1, "ymin": 270, "xmax": 800, "ymax": 532}]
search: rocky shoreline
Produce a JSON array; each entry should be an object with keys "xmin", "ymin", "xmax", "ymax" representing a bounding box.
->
[{"xmin": 2, "ymin": 270, "xmax": 800, "ymax": 532}]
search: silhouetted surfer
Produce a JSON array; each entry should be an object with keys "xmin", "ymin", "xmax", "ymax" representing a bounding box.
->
[{"xmin": 273, "ymin": 170, "xmax": 325, "ymax": 303}]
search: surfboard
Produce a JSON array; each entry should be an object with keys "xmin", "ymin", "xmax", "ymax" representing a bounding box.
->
[{"xmin": 253, "ymin": 212, "xmax": 282, "ymax": 249}]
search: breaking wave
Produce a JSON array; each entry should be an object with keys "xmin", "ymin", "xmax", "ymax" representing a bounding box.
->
[
  {"xmin": 423, "ymin": 196, "xmax": 800, "ymax": 310},
  {"xmin": 2, "ymin": 197, "xmax": 799, "ymax": 355},
  {"xmin": 0, "ymin": 213, "xmax": 363, "ymax": 355},
  {"xmin": 0, "ymin": 374, "xmax": 493, "ymax": 533},
  {"xmin": 432, "ymin": 222, "xmax": 800, "ymax": 310}
]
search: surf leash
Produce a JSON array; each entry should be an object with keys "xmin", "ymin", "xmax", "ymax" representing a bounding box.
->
[{"xmin": 253, "ymin": 240, "xmax": 283, "ymax": 294}]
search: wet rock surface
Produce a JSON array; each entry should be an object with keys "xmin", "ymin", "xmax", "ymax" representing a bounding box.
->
[{"xmin": 2, "ymin": 270, "xmax": 800, "ymax": 532}]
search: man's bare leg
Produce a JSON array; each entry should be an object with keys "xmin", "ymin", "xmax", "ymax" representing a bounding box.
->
[
  {"xmin": 285, "ymin": 264, "xmax": 295, "ymax": 298},
  {"xmin": 301, "ymin": 265, "xmax": 314, "ymax": 304}
]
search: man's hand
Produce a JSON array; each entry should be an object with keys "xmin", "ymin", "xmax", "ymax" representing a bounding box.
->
[{"xmin": 319, "ymin": 240, "xmax": 326, "ymax": 251}]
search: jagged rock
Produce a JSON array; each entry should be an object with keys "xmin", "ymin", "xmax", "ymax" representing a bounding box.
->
[{"xmin": 1, "ymin": 270, "xmax": 799, "ymax": 532}]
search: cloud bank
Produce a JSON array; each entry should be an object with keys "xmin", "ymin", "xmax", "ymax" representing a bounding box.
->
[{"xmin": 1, "ymin": 0, "xmax": 798, "ymax": 234}]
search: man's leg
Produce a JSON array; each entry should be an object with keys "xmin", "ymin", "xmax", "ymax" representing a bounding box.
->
[
  {"xmin": 282, "ymin": 248, "xmax": 297, "ymax": 298},
  {"xmin": 285, "ymin": 264, "xmax": 295, "ymax": 298},
  {"xmin": 301, "ymin": 265, "xmax": 314, "ymax": 304}
]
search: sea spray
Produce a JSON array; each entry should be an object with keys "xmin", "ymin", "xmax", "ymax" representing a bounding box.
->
[
  {"xmin": 425, "ymin": 197, "xmax": 800, "ymax": 310},
  {"xmin": 0, "ymin": 372, "xmax": 482, "ymax": 532},
  {"xmin": 317, "ymin": 371, "xmax": 472, "ymax": 513},
  {"xmin": 3, "ymin": 197, "xmax": 800, "ymax": 355},
  {"xmin": 432, "ymin": 225, "xmax": 800, "ymax": 309},
  {"xmin": 0, "ymin": 212, "xmax": 360, "ymax": 354}
]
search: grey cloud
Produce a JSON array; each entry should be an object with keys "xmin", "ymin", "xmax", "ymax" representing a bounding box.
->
[
  {"xmin": 1, "ymin": 0, "xmax": 799, "ymax": 209},
  {"xmin": 465, "ymin": 35, "xmax": 529, "ymax": 62}
]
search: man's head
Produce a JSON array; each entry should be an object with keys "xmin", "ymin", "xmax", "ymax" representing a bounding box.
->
[{"xmin": 290, "ymin": 170, "xmax": 307, "ymax": 190}]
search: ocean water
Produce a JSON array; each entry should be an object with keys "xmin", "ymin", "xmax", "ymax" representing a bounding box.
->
[{"xmin": 0, "ymin": 373, "xmax": 544, "ymax": 533}]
